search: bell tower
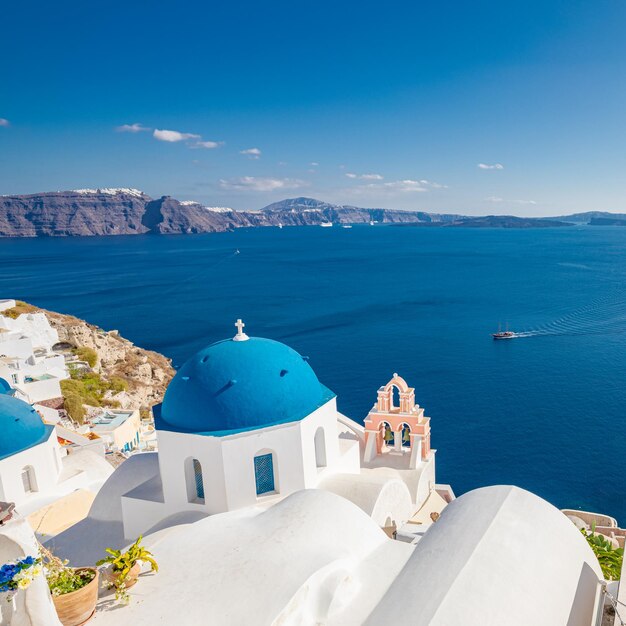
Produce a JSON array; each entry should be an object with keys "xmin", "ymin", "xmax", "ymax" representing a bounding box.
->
[{"xmin": 363, "ymin": 374, "xmax": 431, "ymax": 469}]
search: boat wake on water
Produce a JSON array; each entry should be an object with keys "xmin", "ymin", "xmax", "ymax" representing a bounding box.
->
[{"xmin": 501, "ymin": 289, "xmax": 626, "ymax": 339}]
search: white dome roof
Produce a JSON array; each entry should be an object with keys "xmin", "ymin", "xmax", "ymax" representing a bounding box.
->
[{"xmin": 364, "ymin": 485, "xmax": 603, "ymax": 626}]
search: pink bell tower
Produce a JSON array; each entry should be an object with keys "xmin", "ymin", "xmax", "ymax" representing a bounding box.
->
[{"xmin": 363, "ymin": 373, "xmax": 431, "ymax": 469}]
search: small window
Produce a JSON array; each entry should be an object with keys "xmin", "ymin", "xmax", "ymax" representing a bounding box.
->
[
  {"xmin": 21, "ymin": 466, "xmax": 36, "ymax": 494},
  {"xmin": 185, "ymin": 457, "xmax": 205, "ymax": 504},
  {"xmin": 254, "ymin": 453, "xmax": 275, "ymax": 495},
  {"xmin": 193, "ymin": 459, "xmax": 205, "ymax": 500},
  {"xmin": 314, "ymin": 427, "xmax": 327, "ymax": 468}
]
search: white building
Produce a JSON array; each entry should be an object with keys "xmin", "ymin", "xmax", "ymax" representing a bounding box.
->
[
  {"xmin": 0, "ymin": 391, "xmax": 112, "ymax": 519},
  {"xmin": 6, "ymin": 319, "xmax": 612, "ymax": 626},
  {"xmin": 0, "ymin": 311, "xmax": 69, "ymax": 404},
  {"xmin": 52, "ymin": 320, "xmax": 439, "ymax": 544}
]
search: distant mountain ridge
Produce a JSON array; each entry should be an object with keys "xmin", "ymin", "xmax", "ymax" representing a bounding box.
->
[
  {"xmin": 545, "ymin": 211, "xmax": 626, "ymax": 224},
  {"xmin": 0, "ymin": 190, "xmax": 611, "ymax": 237}
]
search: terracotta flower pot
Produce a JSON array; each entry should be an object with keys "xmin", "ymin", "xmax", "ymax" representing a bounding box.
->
[
  {"xmin": 52, "ymin": 567, "xmax": 99, "ymax": 626},
  {"xmin": 122, "ymin": 562, "xmax": 141, "ymax": 590},
  {"xmin": 102, "ymin": 561, "xmax": 141, "ymax": 590}
]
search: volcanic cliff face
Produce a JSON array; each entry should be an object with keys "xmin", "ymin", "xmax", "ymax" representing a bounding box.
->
[
  {"xmin": 0, "ymin": 189, "xmax": 151, "ymax": 236},
  {"xmin": 0, "ymin": 191, "xmax": 571, "ymax": 237},
  {"xmin": 142, "ymin": 197, "xmax": 253, "ymax": 234}
]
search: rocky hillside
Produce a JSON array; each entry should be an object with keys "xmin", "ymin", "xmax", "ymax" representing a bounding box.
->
[
  {"xmin": 0, "ymin": 189, "xmax": 151, "ymax": 236},
  {"xmin": 259, "ymin": 197, "xmax": 463, "ymax": 225},
  {"xmin": 0, "ymin": 190, "xmax": 572, "ymax": 237},
  {"xmin": 7, "ymin": 301, "xmax": 175, "ymax": 411}
]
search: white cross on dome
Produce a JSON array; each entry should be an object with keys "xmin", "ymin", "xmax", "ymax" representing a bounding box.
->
[{"xmin": 233, "ymin": 318, "xmax": 249, "ymax": 342}]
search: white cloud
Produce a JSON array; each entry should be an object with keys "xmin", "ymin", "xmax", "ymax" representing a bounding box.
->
[
  {"xmin": 379, "ymin": 179, "xmax": 429, "ymax": 192},
  {"xmin": 419, "ymin": 179, "xmax": 446, "ymax": 189},
  {"xmin": 478, "ymin": 163, "xmax": 504, "ymax": 170},
  {"xmin": 153, "ymin": 128, "xmax": 201, "ymax": 143},
  {"xmin": 486, "ymin": 196, "xmax": 536, "ymax": 205},
  {"xmin": 116, "ymin": 122, "xmax": 150, "ymax": 133},
  {"xmin": 345, "ymin": 172, "xmax": 384, "ymax": 180},
  {"xmin": 348, "ymin": 178, "xmax": 447, "ymax": 194},
  {"xmin": 240, "ymin": 147, "xmax": 261, "ymax": 159},
  {"xmin": 193, "ymin": 140, "xmax": 223, "ymax": 149},
  {"xmin": 219, "ymin": 176, "xmax": 306, "ymax": 192},
  {"xmin": 310, "ymin": 162, "xmax": 319, "ymax": 167},
  {"xmin": 0, "ymin": 118, "xmax": 10, "ymax": 127}
]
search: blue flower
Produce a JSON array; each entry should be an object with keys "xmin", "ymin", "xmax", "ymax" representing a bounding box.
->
[
  {"xmin": 21, "ymin": 556, "xmax": 35, "ymax": 566},
  {"xmin": 0, "ymin": 564, "xmax": 17, "ymax": 584}
]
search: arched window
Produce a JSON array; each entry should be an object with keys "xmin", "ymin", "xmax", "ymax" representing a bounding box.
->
[
  {"xmin": 400, "ymin": 423, "xmax": 411, "ymax": 448},
  {"xmin": 254, "ymin": 451, "xmax": 277, "ymax": 496},
  {"xmin": 391, "ymin": 385, "xmax": 401, "ymax": 410},
  {"xmin": 21, "ymin": 466, "xmax": 37, "ymax": 494},
  {"xmin": 185, "ymin": 457, "xmax": 205, "ymax": 504},
  {"xmin": 381, "ymin": 422, "xmax": 394, "ymax": 448},
  {"xmin": 314, "ymin": 427, "xmax": 327, "ymax": 468}
]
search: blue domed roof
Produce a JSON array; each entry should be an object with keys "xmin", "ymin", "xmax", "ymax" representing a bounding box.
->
[
  {"xmin": 157, "ymin": 336, "xmax": 335, "ymax": 436},
  {"xmin": 0, "ymin": 394, "xmax": 54, "ymax": 460}
]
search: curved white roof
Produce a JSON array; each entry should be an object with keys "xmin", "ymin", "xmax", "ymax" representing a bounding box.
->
[
  {"xmin": 51, "ymin": 483, "xmax": 605, "ymax": 626},
  {"xmin": 318, "ymin": 472, "xmax": 413, "ymax": 527},
  {"xmin": 364, "ymin": 485, "xmax": 603, "ymax": 626},
  {"xmin": 91, "ymin": 489, "xmax": 397, "ymax": 626}
]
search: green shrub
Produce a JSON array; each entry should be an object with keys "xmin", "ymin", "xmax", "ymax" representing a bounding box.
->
[
  {"xmin": 109, "ymin": 376, "xmax": 128, "ymax": 393},
  {"xmin": 63, "ymin": 394, "xmax": 86, "ymax": 424},
  {"xmin": 73, "ymin": 346, "xmax": 98, "ymax": 368},
  {"xmin": 61, "ymin": 378, "xmax": 101, "ymax": 407},
  {"xmin": 582, "ymin": 526, "xmax": 624, "ymax": 581}
]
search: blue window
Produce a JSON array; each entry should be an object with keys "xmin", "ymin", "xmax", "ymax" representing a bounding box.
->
[
  {"xmin": 193, "ymin": 459, "xmax": 205, "ymax": 500},
  {"xmin": 254, "ymin": 453, "xmax": 275, "ymax": 495}
]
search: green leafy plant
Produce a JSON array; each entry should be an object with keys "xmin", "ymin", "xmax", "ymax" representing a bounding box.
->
[
  {"xmin": 39, "ymin": 544, "xmax": 95, "ymax": 596},
  {"xmin": 96, "ymin": 536, "xmax": 158, "ymax": 602},
  {"xmin": 73, "ymin": 346, "xmax": 98, "ymax": 368},
  {"xmin": 582, "ymin": 525, "xmax": 624, "ymax": 581},
  {"xmin": 62, "ymin": 392, "xmax": 86, "ymax": 424}
]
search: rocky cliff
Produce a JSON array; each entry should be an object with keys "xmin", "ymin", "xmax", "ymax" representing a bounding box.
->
[
  {"xmin": 0, "ymin": 189, "xmax": 151, "ymax": 236},
  {"xmin": 8, "ymin": 302, "xmax": 175, "ymax": 410},
  {"xmin": 0, "ymin": 190, "xmax": 570, "ymax": 237}
]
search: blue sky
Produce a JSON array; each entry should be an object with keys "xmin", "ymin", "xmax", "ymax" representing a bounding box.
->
[{"xmin": 1, "ymin": 0, "xmax": 625, "ymax": 215}]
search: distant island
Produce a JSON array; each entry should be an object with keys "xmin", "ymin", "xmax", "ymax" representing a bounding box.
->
[{"xmin": 0, "ymin": 189, "xmax": 624, "ymax": 237}]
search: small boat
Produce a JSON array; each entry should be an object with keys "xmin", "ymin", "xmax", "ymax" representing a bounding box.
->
[
  {"xmin": 492, "ymin": 331, "xmax": 516, "ymax": 340},
  {"xmin": 492, "ymin": 323, "xmax": 516, "ymax": 340},
  {"xmin": 320, "ymin": 222, "xmax": 333, "ymax": 228},
  {"xmin": 369, "ymin": 220, "xmax": 376, "ymax": 226},
  {"xmin": 342, "ymin": 225, "xmax": 352, "ymax": 229},
  {"xmin": 278, "ymin": 223, "xmax": 283, "ymax": 229}
]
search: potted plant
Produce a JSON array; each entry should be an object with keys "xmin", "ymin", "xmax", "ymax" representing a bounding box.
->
[
  {"xmin": 40, "ymin": 545, "xmax": 99, "ymax": 626},
  {"xmin": 96, "ymin": 536, "xmax": 157, "ymax": 603}
]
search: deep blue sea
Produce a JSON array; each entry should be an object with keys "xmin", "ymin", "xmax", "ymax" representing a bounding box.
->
[{"xmin": 2, "ymin": 225, "xmax": 626, "ymax": 520}]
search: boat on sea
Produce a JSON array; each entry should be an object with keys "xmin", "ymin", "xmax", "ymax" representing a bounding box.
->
[
  {"xmin": 320, "ymin": 222, "xmax": 333, "ymax": 228},
  {"xmin": 492, "ymin": 323, "xmax": 516, "ymax": 340},
  {"xmin": 342, "ymin": 225, "xmax": 352, "ymax": 229}
]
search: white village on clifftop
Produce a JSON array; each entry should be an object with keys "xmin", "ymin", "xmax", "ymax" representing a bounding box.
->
[{"xmin": 0, "ymin": 304, "xmax": 625, "ymax": 625}]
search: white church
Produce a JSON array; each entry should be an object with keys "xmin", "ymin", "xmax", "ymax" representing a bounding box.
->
[{"xmin": 0, "ymin": 320, "xmax": 620, "ymax": 626}]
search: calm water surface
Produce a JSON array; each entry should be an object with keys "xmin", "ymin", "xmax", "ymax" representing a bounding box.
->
[{"xmin": 2, "ymin": 225, "xmax": 625, "ymax": 519}]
